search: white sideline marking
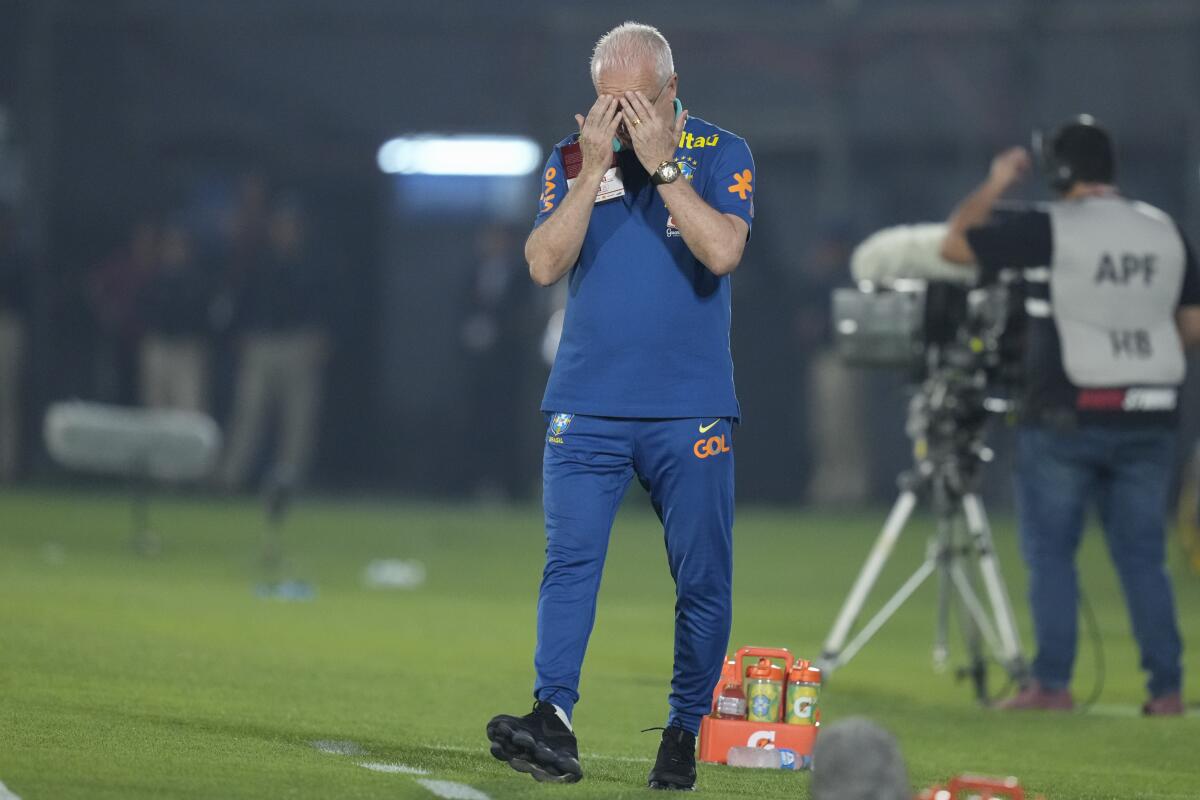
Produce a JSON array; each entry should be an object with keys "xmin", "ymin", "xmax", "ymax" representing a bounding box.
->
[
  {"xmin": 358, "ymin": 761, "xmax": 430, "ymax": 775},
  {"xmin": 430, "ymin": 742, "xmax": 652, "ymax": 764},
  {"xmin": 416, "ymin": 779, "xmax": 491, "ymax": 800},
  {"xmin": 312, "ymin": 739, "xmax": 365, "ymax": 755},
  {"xmin": 0, "ymin": 779, "xmax": 22, "ymax": 800}
]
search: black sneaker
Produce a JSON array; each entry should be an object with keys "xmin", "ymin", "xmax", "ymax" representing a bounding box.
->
[
  {"xmin": 647, "ymin": 726, "xmax": 696, "ymax": 790},
  {"xmin": 486, "ymin": 701, "xmax": 583, "ymax": 783}
]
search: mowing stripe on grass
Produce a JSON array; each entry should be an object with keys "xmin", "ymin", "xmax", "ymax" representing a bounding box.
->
[
  {"xmin": 415, "ymin": 779, "xmax": 490, "ymax": 800},
  {"xmin": 357, "ymin": 762, "xmax": 430, "ymax": 775},
  {"xmin": 0, "ymin": 779, "xmax": 22, "ymax": 800}
]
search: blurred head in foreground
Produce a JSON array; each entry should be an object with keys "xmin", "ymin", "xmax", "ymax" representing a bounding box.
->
[{"xmin": 811, "ymin": 717, "xmax": 911, "ymax": 800}]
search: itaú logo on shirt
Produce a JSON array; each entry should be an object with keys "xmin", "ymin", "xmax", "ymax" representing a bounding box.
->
[
  {"xmin": 678, "ymin": 131, "xmax": 720, "ymax": 149},
  {"xmin": 694, "ymin": 434, "xmax": 732, "ymax": 459}
]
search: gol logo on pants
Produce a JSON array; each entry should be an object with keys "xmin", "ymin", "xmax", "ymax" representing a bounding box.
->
[{"xmin": 693, "ymin": 434, "xmax": 731, "ymax": 459}]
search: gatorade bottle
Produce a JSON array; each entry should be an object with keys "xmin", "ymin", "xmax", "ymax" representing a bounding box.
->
[
  {"xmin": 714, "ymin": 679, "xmax": 747, "ymax": 719},
  {"xmin": 785, "ymin": 661, "xmax": 822, "ymax": 725},
  {"xmin": 745, "ymin": 658, "xmax": 785, "ymax": 723}
]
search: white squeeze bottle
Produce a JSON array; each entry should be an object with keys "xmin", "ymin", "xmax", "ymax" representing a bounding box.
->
[{"xmin": 726, "ymin": 747, "xmax": 800, "ymax": 769}]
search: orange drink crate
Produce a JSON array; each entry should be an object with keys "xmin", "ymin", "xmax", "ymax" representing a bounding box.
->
[{"xmin": 697, "ymin": 646, "xmax": 819, "ymax": 764}]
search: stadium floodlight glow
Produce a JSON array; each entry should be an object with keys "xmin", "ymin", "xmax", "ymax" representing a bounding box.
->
[{"xmin": 376, "ymin": 135, "xmax": 541, "ymax": 176}]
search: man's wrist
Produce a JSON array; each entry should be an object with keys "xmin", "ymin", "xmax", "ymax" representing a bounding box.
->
[
  {"xmin": 984, "ymin": 174, "xmax": 1014, "ymax": 196},
  {"xmin": 644, "ymin": 153, "xmax": 672, "ymax": 174},
  {"xmin": 578, "ymin": 163, "xmax": 608, "ymax": 185}
]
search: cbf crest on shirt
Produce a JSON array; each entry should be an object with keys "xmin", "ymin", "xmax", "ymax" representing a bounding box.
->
[
  {"xmin": 549, "ymin": 413, "xmax": 573, "ymax": 436},
  {"xmin": 532, "ymin": 114, "xmax": 755, "ymax": 421}
]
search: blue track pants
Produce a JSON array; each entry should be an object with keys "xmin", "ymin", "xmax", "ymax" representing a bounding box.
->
[{"xmin": 533, "ymin": 413, "xmax": 735, "ymax": 735}]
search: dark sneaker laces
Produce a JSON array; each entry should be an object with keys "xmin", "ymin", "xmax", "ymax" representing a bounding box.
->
[{"xmin": 645, "ymin": 725, "xmax": 697, "ymax": 791}]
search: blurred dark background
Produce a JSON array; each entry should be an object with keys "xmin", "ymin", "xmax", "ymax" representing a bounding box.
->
[{"xmin": 2, "ymin": 0, "xmax": 1199, "ymax": 504}]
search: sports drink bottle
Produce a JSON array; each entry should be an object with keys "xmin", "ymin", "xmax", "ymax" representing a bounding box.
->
[
  {"xmin": 785, "ymin": 661, "xmax": 822, "ymax": 725},
  {"xmin": 744, "ymin": 657, "xmax": 784, "ymax": 722},
  {"xmin": 714, "ymin": 679, "xmax": 747, "ymax": 719}
]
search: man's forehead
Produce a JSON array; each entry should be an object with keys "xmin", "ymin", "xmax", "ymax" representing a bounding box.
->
[{"xmin": 595, "ymin": 66, "xmax": 659, "ymax": 95}]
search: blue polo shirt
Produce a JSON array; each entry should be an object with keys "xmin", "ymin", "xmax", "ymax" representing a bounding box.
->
[{"xmin": 534, "ymin": 114, "xmax": 754, "ymax": 420}]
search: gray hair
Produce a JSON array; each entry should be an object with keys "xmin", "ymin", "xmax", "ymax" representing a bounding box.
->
[{"xmin": 590, "ymin": 21, "xmax": 674, "ymax": 87}]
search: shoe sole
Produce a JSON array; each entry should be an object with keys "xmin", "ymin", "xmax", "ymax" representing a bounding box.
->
[
  {"xmin": 648, "ymin": 779, "xmax": 695, "ymax": 791},
  {"xmin": 486, "ymin": 717, "xmax": 582, "ymax": 784}
]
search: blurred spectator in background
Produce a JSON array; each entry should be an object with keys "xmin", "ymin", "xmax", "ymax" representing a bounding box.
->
[
  {"xmin": 794, "ymin": 225, "xmax": 869, "ymax": 505},
  {"xmin": 0, "ymin": 201, "xmax": 30, "ymax": 481},
  {"xmin": 218, "ymin": 195, "xmax": 331, "ymax": 491},
  {"xmin": 206, "ymin": 172, "xmax": 273, "ymax": 341},
  {"xmin": 89, "ymin": 216, "xmax": 159, "ymax": 403},
  {"xmin": 135, "ymin": 218, "xmax": 213, "ymax": 412},
  {"xmin": 458, "ymin": 223, "xmax": 538, "ymax": 499},
  {"xmin": 225, "ymin": 171, "xmax": 272, "ymax": 279}
]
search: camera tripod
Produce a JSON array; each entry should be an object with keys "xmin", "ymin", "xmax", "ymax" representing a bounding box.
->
[{"xmin": 817, "ymin": 366, "xmax": 1029, "ymax": 702}]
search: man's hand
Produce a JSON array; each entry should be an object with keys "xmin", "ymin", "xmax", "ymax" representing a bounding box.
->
[
  {"xmin": 525, "ymin": 97, "xmax": 619, "ymax": 287},
  {"xmin": 1179, "ymin": 307, "xmax": 1200, "ymax": 349},
  {"xmin": 620, "ymin": 91, "xmax": 688, "ymax": 174},
  {"xmin": 989, "ymin": 147, "xmax": 1032, "ymax": 191},
  {"xmin": 574, "ymin": 95, "xmax": 622, "ymax": 182},
  {"xmin": 940, "ymin": 145, "xmax": 1029, "ymax": 265}
]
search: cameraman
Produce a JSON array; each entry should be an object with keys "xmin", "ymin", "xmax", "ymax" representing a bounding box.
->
[{"xmin": 940, "ymin": 116, "xmax": 1200, "ymax": 715}]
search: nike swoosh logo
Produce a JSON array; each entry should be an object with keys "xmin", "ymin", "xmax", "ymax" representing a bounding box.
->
[{"xmin": 699, "ymin": 420, "xmax": 720, "ymax": 433}]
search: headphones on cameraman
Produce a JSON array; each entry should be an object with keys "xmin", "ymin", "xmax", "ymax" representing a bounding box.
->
[{"xmin": 1032, "ymin": 114, "xmax": 1112, "ymax": 193}]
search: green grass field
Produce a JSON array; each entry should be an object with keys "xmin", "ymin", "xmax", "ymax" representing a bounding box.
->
[{"xmin": 1, "ymin": 487, "xmax": 1198, "ymax": 799}]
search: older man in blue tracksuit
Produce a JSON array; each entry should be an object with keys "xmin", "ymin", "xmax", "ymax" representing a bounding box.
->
[{"xmin": 486, "ymin": 21, "xmax": 754, "ymax": 791}]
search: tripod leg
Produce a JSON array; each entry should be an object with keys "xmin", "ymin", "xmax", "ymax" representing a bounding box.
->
[
  {"xmin": 955, "ymin": 580, "xmax": 989, "ymax": 703},
  {"xmin": 820, "ymin": 490, "xmax": 918, "ymax": 671},
  {"xmin": 962, "ymin": 493, "xmax": 1027, "ymax": 680},
  {"xmin": 949, "ymin": 561, "xmax": 1004, "ymax": 660},
  {"xmin": 129, "ymin": 473, "xmax": 160, "ymax": 557},
  {"xmin": 933, "ymin": 510, "xmax": 953, "ymax": 672},
  {"xmin": 946, "ymin": 521, "xmax": 990, "ymax": 703},
  {"xmin": 836, "ymin": 557, "xmax": 937, "ymax": 670}
]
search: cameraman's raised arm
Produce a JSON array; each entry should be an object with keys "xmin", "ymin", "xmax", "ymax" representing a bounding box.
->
[
  {"xmin": 1179, "ymin": 233, "xmax": 1200, "ymax": 347},
  {"xmin": 940, "ymin": 147, "xmax": 1032, "ymax": 265},
  {"xmin": 1179, "ymin": 309, "xmax": 1200, "ymax": 348}
]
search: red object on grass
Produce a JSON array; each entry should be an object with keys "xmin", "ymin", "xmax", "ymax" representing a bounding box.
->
[{"xmin": 918, "ymin": 774, "xmax": 1046, "ymax": 800}]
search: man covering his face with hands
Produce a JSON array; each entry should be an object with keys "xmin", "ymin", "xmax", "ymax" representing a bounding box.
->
[{"xmin": 486, "ymin": 20, "xmax": 755, "ymax": 791}]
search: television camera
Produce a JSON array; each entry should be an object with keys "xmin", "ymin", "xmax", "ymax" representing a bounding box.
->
[{"xmin": 817, "ymin": 222, "xmax": 1030, "ymax": 703}]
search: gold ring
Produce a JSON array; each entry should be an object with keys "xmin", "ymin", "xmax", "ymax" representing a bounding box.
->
[{"xmin": 633, "ymin": 118, "xmax": 642, "ymax": 126}]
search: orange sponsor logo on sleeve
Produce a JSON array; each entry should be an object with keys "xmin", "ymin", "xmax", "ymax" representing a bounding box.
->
[
  {"xmin": 727, "ymin": 169, "xmax": 753, "ymax": 201},
  {"xmin": 540, "ymin": 166, "xmax": 558, "ymax": 213}
]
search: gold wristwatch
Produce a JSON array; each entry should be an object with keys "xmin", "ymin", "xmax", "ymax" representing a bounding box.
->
[{"xmin": 651, "ymin": 160, "xmax": 682, "ymax": 185}]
